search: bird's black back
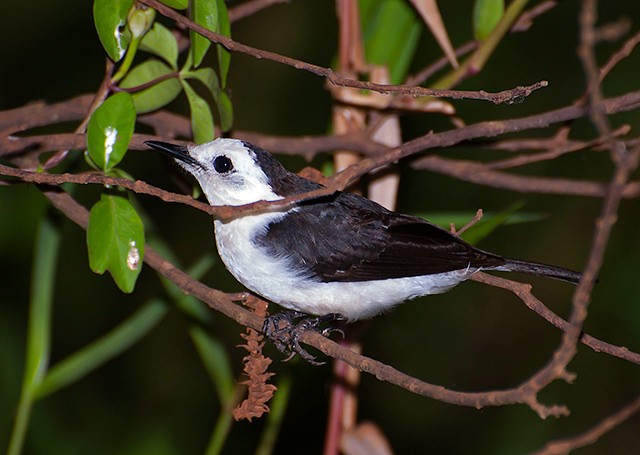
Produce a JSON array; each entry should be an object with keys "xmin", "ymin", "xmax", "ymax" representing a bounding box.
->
[
  {"xmin": 244, "ymin": 141, "xmax": 506, "ymax": 282},
  {"xmin": 254, "ymin": 191, "xmax": 506, "ymax": 282}
]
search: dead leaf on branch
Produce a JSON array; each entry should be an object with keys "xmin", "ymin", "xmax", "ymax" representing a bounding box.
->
[{"xmin": 233, "ymin": 296, "xmax": 277, "ymax": 421}]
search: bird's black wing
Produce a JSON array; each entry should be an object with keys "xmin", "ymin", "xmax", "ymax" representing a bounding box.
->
[{"xmin": 255, "ymin": 192, "xmax": 506, "ymax": 282}]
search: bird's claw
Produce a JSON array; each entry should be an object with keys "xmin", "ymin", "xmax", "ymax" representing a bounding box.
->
[{"xmin": 262, "ymin": 311, "xmax": 345, "ymax": 365}]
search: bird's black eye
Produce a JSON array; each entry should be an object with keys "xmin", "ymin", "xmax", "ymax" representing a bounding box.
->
[{"xmin": 213, "ymin": 155, "xmax": 233, "ymax": 174}]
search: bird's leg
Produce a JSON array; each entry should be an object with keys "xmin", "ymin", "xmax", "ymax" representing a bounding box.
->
[{"xmin": 262, "ymin": 311, "xmax": 345, "ymax": 365}]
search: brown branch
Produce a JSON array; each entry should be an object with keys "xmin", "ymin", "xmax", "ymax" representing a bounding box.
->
[
  {"xmin": 3, "ymin": 82, "xmax": 640, "ymax": 201},
  {"xmin": 450, "ymin": 209, "xmax": 483, "ymax": 235},
  {"xmin": 470, "ymin": 273, "xmax": 640, "ymax": 365},
  {"xmin": 36, "ymin": 186, "xmax": 640, "ymax": 418},
  {"xmin": 500, "ymin": 0, "xmax": 640, "ymax": 421},
  {"xmin": 5, "ymin": 88, "xmax": 640, "ymax": 159},
  {"xmin": 483, "ymin": 125, "xmax": 630, "ymax": 171},
  {"xmin": 598, "ymin": 30, "xmax": 640, "ymax": 83},
  {"xmin": 42, "ymin": 59, "xmax": 115, "ymax": 169},
  {"xmin": 227, "ymin": 89, "xmax": 640, "ymax": 215},
  {"xmin": 412, "ymin": 154, "xmax": 640, "ymax": 198},
  {"xmin": 531, "ymin": 395, "xmax": 640, "ymax": 455},
  {"xmin": 404, "ymin": 41, "xmax": 478, "ymax": 87},
  {"xmin": 0, "ymin": 133, "xmax": 87, "ymax": 158},
  {"xmin": 0, "ymin": 163, "xmax": 217, "ymax": 216},
  {"xmin": 3, "ymin": 89, "xmax": 640, "ymax": 229},
  {"xmin": 114, "ymin": 71, "xmax": 180, "ymax": 94},
  {"xmin": 578, "ymin": 0, "xmax": 620, "ymax": 158},
  {"xmin": 139, "ymin": 0, "xmax": 546, "ymax": 105},
  {"xmin": 0, "ymin": 94, "xmax": 94, "ymax": 134},
  {"xmin": 511, "ymin": 1, "xmax": 558, "ymax": 32}
]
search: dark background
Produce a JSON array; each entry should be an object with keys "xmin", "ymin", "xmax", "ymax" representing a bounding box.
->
[{"xmin": 1, "ymin": 1, "xmax": 639, "ymax": 454}]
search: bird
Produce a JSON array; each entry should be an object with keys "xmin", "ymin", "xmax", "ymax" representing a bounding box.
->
[{"xmin": 146, "ymin": 138, "xmax": 581, "ymax": 359}]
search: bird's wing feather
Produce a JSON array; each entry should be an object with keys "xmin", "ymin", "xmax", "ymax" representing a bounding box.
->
[{"xmin": 254, "ymin": 192, "xmax": 505, "ymax": 282}]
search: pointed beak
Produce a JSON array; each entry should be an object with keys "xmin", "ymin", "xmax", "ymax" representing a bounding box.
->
[{"xmin": 145, "ymin": 141, "xmax": 202, "ymax": 168}]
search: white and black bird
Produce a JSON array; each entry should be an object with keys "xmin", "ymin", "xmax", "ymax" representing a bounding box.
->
[{"xmin": 146, "ymin": 139, "xmax": 581, "ymax": 358}]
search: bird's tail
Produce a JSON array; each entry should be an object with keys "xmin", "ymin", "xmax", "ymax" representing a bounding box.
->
[{"xmin": 497, "ymin": 258, "xmax": 582, "ymax": 284}]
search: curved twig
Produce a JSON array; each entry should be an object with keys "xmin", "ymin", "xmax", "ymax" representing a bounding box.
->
[
  {"xmin": 35, "ymin": 187, "xmax": 639, "ymax": 419},
  {"xmin": 139, "ymin": 0, "xmax": 546, "ymax": 105}
]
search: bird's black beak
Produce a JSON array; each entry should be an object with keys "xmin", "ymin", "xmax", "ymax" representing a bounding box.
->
[{"xmin": 145, "ymin": 140, "xmax": 201, "ymax": 168}]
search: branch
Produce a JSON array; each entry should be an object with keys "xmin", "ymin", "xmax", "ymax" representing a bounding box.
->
[
  {"xmin": 577, "ymin": 0, "xmax": 620, "ymax": 157},
  {"xmin": 36, "ymin": 186, "xmax": 640, "ymax": 418},
  {"xmin": 139, "ymin": 0, "xmax": 546, "ymax": 104},
  {"xmin": 8, "ymin": 91, "xmax": 640, "ymax": 204},
  {"xmin": 0, "ymin": 94, "xmax": 93, "ymax": 134},
  {"xmin": 470, "ymin": 273, "xmax": 640, "ymax": 365},
  {"xmin": 531, "ymin": 395, "xmax": 640, "ymax": 455},
  {"xmin": 0, "ymin": 164, "xmax": 217, "ymax": 216}
]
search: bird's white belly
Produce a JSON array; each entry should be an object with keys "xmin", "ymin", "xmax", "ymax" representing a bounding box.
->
[{"xmin": 214, "ymin": 217, "xmax": 476, "ymax": 320}]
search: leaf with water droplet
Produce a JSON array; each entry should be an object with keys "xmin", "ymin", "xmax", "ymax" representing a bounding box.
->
[
  {"xmin": 86, "ymin": 92, "xmax": 136, "ymax": 171},
  {"xmin": 93, "ymin": 0, "xmax": 134, "ymax": 62},
  {"xmin": 87, "ymin": 194, "xmax": 145, "ymax": 293}
]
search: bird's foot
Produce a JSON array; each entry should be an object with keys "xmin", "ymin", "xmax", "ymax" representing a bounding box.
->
[{"xmin": 262, "ymin": 311, "xmax": 345, "ymax": 365}]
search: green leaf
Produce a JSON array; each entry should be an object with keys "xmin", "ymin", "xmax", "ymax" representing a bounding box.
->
[
  {"xmin": 93, "ymin": 0, "xmax": 134, "ymax": 61},
  {"xmin": 140, "ymin": 22, "xmax": 179, "ymax": 69},
  {"xmin": 256, "ymin": 372, "xmax": 293, "ymax": 455},
  {"xmin": 120, "ymin": 60, "xmax": 181, "ymax": 114},
  {"xmin": 460, "ymin": 201, "xmax": 526, "ymax": 245},
  {"xmin": 359, "ymin": 0, "xmax": 421, "ymax": 84},
  {"xmin": 183, "ymin": 67, "xmax": 220, "ymax": 99},
  {"xmin": 191, "ymin": 0, "xmax": 220, "ymax": 68},
  {"xmin": 473, "ymin": 0, "xmax": 505, "ymax": 41},
  {"xmin": 86, "ymin": 92, "xmax": 136, "ymax": 171},
  {"xmin": 190, "ymin": 327, "xmax": 234, "ymax": 404},
  {"xmin": 414, "ymin": 203, "xmax": 545, "ymax": 246},
  {"xmin": 182, "ymin": 80, "xmax": 215, "ymax": 143},
  {"xmin": 217, "ymin": 91, "xmax": 234, "ymax": 132},
  {"xmin": 7, "ymin": 215, "xmax": 61, "ymax": 455},
  {"xmin": 159, "ymin": 0, "xmax": 188, "ymax": 9},
  {"xmin": 148, "ymin": 237, "xmax": 215, "ymax": 323},
  {"xmin": 24, "ymin": 216, "xmax": 60, "ymax": 388},
  {"xmin": 87, "ymin": 194, "xmax": 145, "ymax": 293},
  {"xmin": 216, "ymin": 0, "xmax": 231, "ymax": 87},
  {"xmin": 34, "ymin": 300, "xmax": 167, "ymax": 399},
  {"xmin": 183, "ymin": 68, "xmax": 233, "ymax": 131}
]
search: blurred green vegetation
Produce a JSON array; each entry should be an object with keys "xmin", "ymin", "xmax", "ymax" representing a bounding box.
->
[{"xmin": 2, "ymin": 1, "xmax": 640, "ymax": 454}]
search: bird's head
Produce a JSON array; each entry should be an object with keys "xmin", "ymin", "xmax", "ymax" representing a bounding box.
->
[{"xmin": 146, "ymin": 138, "xmax": 286, "ymax": 206}]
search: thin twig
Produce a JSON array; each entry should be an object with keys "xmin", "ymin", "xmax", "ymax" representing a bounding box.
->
[
  {"xmin": 450, "ymin": 209, "xmax": 483, "ymax": 236},
  {"xmin": 470, "ymin": 273, "xmax": 640, "ymax": 365},
  {"xmin": 531, "ymin": 395, "xmax": 640, "ymax": 455},
  {"xmin": 139, "ymin": 0, "xmax": 547, "ymax": 105},
  {"xmin": 577, "ymin": 0, "xmax": 620, "ymax": 158}
]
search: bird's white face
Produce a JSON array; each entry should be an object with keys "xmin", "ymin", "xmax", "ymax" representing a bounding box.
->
[{"xmin": 176, "ymin": 138, "xmax": 282, "ymax": 206}]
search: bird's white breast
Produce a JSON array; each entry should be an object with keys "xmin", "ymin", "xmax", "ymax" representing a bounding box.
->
[{"xmin": 213, "ymin": 214, "xmax": 476, "ymax": 320}]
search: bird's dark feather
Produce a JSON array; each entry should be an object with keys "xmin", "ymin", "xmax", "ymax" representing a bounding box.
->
[
  {"xmin": 244, "ymin": 141, "xmax": 506, "ymax": 282},
  {"xmin": 254, "ymin": 191, "xmax": 506, "ymax": 282},
  {"xmin": 244, "ymin": 141, "xmax": 322, "ymax": 195}
]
